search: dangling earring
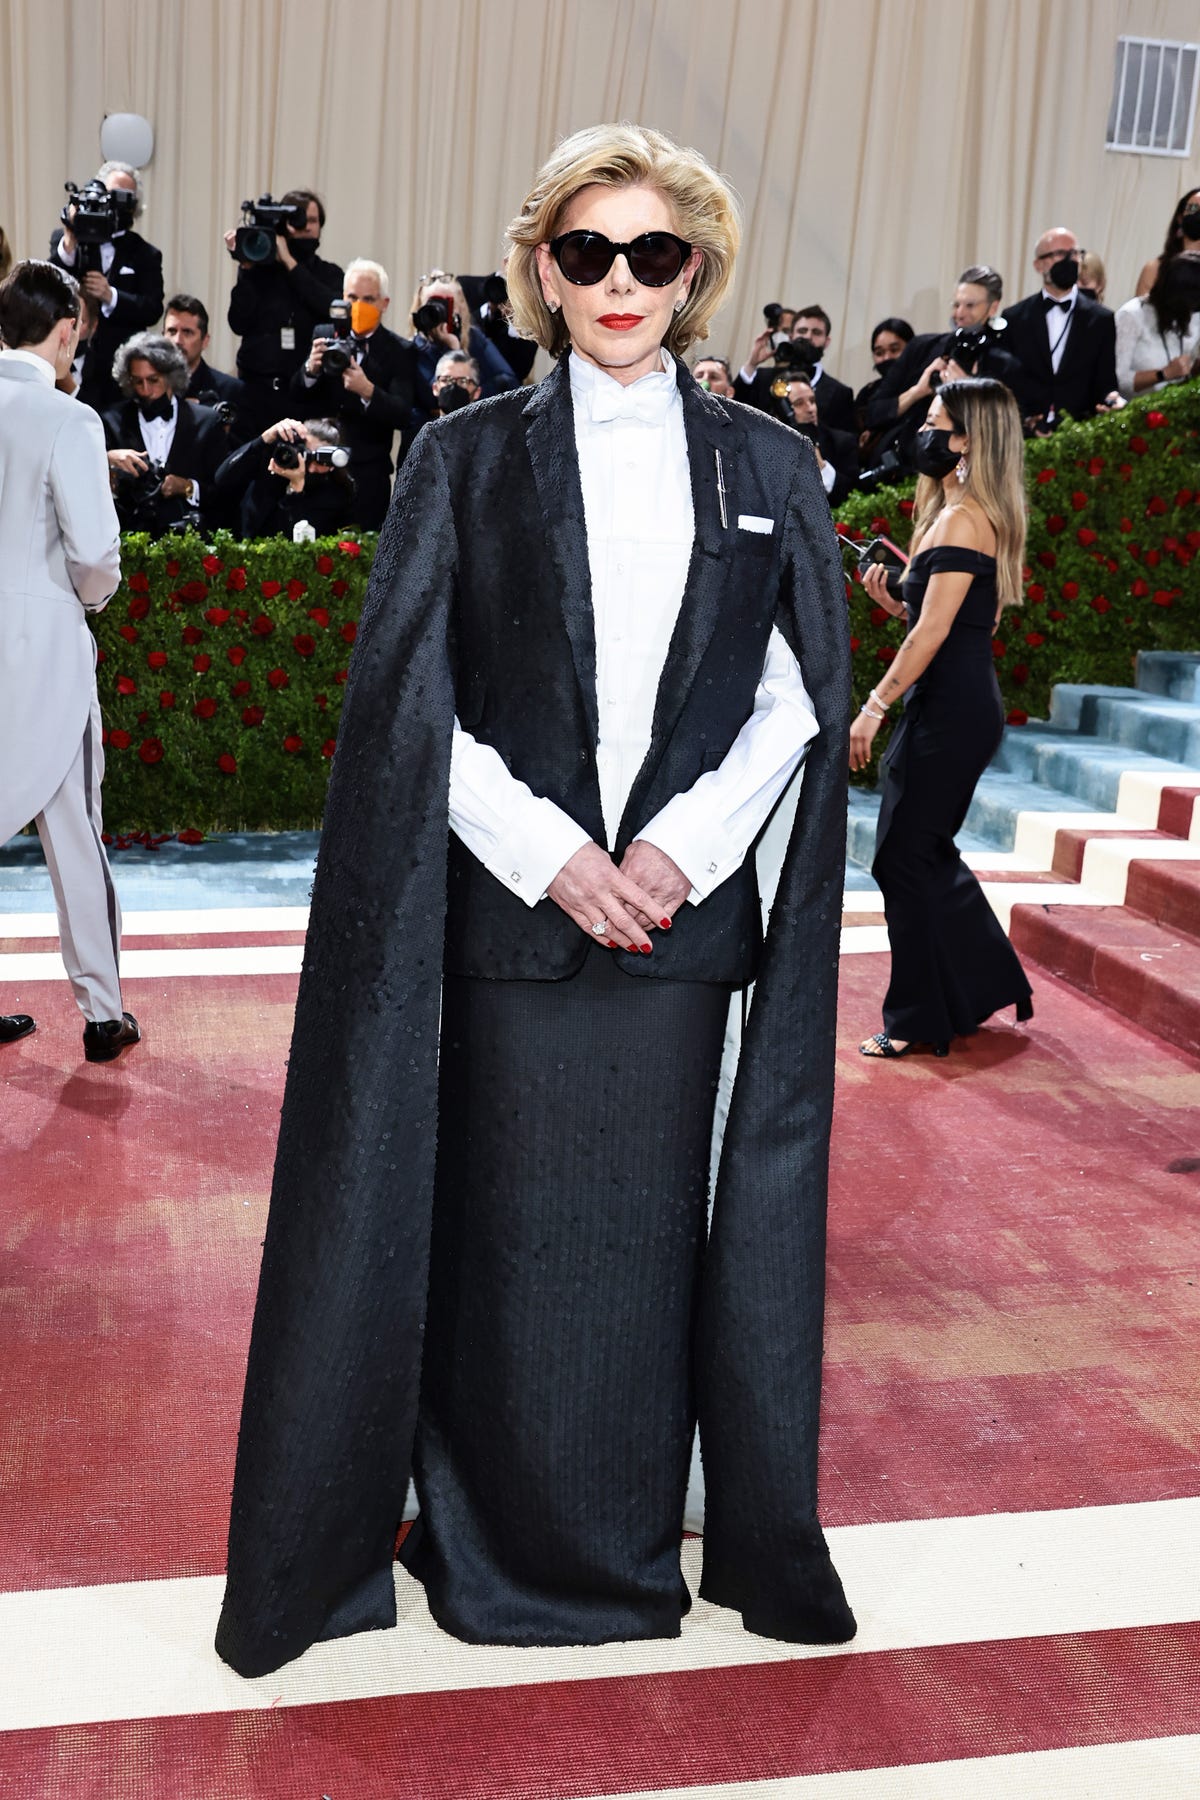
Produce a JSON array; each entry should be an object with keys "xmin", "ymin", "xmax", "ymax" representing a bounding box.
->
[{"xmin": 955, "ymin": 455, "xmax": 969, "ymax": 485}]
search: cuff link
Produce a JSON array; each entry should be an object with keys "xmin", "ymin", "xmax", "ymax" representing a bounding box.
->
[{"xmin": 511, "ymin": 871, "xmax": 521, "ymax": 883}]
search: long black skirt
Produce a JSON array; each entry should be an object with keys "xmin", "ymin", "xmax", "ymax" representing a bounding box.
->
[{"xmin": 398, "ymin": 946, "xmax": 731, "ymax": 1645}]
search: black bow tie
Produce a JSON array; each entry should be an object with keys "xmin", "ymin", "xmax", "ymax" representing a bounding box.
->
[
  {"xmin": 1043, "ymin": 296, "xmax": 1073, "ymax": 313},
  {"xmin": 137, "ymin": 395, "xmax": 173, "ymax": 422}
]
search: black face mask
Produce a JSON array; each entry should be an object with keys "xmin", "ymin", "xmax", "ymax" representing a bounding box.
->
[
  {"xmin": 288, "ymin": 236, "xmax": 320, "ymax": 261},
  {"xmin": 1179, "ymin": 211, "xmax": 1200, "ymax": 243},
  {"xmin": 137, "ymin": 394, "xmax": 173, "ymax": 422},
  {"xmin": 913, "ymin": 426, "xmax": 960, "ymax": 479},
  {"xmin": 1048, "ymin": 253, "xmax": 1080, "ymax": 290},
  {"xmin": 873, "ymin": 358, "xmax": 894, "ymax": 377}
]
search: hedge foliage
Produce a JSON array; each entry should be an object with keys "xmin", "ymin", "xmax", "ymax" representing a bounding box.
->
[{"xmin": 89, "ymin": 383, "xmax": 1200, "ymax": 835}]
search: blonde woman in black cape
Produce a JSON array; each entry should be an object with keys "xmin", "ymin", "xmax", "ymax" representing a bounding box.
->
[
  {"xmin": 852, "ymin": 378, "xmax": 1034, "ymax": 1057},
  {"xmin": 216, "ymin": 123, "xmax": 856, "ymax": 1676}
]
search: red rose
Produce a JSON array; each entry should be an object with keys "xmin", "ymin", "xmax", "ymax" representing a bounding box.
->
[
  {"xmin": 231, "ymin": 678, "xmax": 251, "ymax": 698},
  {"xmin": 159, "ymin": 690, "xmax": 176, "ymax": 709},
  {"xmin": 307, "ymin": 606, "xmax": 330, "ymax": 628},
  {"xmin": 1035, "ymin": 468, "xmax": 1056, "ymax": 485},
  {"xmin": 334, "ymin": 668, "xmax": 348, "ymax": 684},
  {"xmin": 1071, "ymin": 491, "xmax": 1088, "ymax": 511},
  {"xmin": 1007, "ymin": 709, "xmax": 1028, "ymax": 726},
  {"xmin": 1146, "ymin": 496, "xmax": 1168, "ymax": 517},
  {"xmin": 330, "ymin": 578, "xmax": 349, "ymax": 598},
  {"xmin": 127, "ymin": 594, "xmax": 150, "ymax": 620},
  {"xmin": 226, "ymin": 567, "xmax": 248, "ymax": 591},
  {"xmin": 283, "ymin": 734, "xmax": 304, "ymax": 753},
  {"xmin": 293, "ymin": 633, "xmax": 316, "ymax": 657},
  {"xmin": 165, "ymin": 560, "xmax": 180, "ymax": 577},
  {"xmin": 138, "ymin": 737, "xmax": 164, "ymax": 764},
  {"xmin": 1145, "ymin": 410, "xmax": 1168, "ymax": 429},
  {"xmin": 182, "ymin": 624, "xmax": 204, "ymax": 645},
  {"xmin": 251, "ymin": 613, "xmax": 275, "ymax": 636},
  {"xmin": 314, "ymin": 693, "xmax": 328, "ymax": 710},
  {"xmin": 1025, "ymin": 632, "xmax": 1045, "ymax": 646},
  {"xmin": 1048, "ymin": 609, "xmax": 1066, "ymax": 621},
  {"xmin": 337, "ymin": 539, "xmax": 362, "ymax": 557},
  {"xmin": 232, "ymin": 607, "xmax": 249, "ymax": 621},
  {"xmin": 287, "ymin": 578, "xmax": 308, "ymax": 600},
  {"xmin": 898, "ymin": 499, "xmax": 915, "ymax": 517},
  {"xmin": 1119, "ymin": 517, "xmax": 1133, "ymax": 533},
  {"xmin": 242, "ymin": 705, "xmax": 265, "ymax": 726},
  {"xmin": 147, "ymin": 650, "xmax": 168, "ymax": 669},
  {"xmin": 876, "ymin": 646, "xmax": 897, "ymax": 663},
  {"xmin": 848, "ymin": 637, "xmax": 861, "ymax": 652},
  {"xmin": 96, "ymin": 648, "xmax": 106, "ymax": 663},
  {"xmin": 1037, "ymin": 549, "xmax": 1057, "ymax": 568},
  {"xmin": 869, "ymin": 606, "xmax": 890, "ymax": 627},
  {"xmin": 1144, "ymin": 549, "xmax": 1161, "ymax": 567},
  {"xmin": 261, "ymin": 579, "xmax": 283, "ymax": 599},
  {"xmin": 1077, "ymin": 527, "xmax": 1097, "ymax": 546},
  {"xmin": 109, "ymin": 728, "xmax": 132, "ymax": 749},
  {"xmin": 316, "ymin": 553, "xmax": 334, "ymax": 575},
  {"xmin": 118, "ymin": 624, "xmax": 139, "ymax": 643},
  {"xmin": 204, "ymin": 606, "xmax": 231, "ymax": 626},
  {"xmin": 127, "ymin": 572, "xmax": 150, "ymax": 592},
  {"xmin": 1175, "ymin": 489, "xmax": 1193, "ymax": 506},
  {"xmin": 136, "ymin": 711, "xmax": 149, "ymax": 725},
  {"xmin": 1026, "ymin": 582, "xmax": 1045, "ymax": 602},
  {"xmin": 1087, "ymin": 457, "xmax": 1105, "ymax": 476},
  {"xmin": 193, "ymin": 696, "xmax": 218, "ymax": 719},
  {"xmin": 202, "ymin": 554, "xmax": 223, "ymax": 575},
  {"xmin": 992, "ymin": 639, "xmax": 1006, "ymax": 657},
  {"xmin": 1188, "ymin": 531, "xmax": 1200, "ymax": 549},
  {"xmin": 180, "ymin": 579, "xmax": 208, "ymax": 602},
  {"xmin": 1061, "ymin": 581, "xmax": 1079, "ymax": 600},
  {"xmin": 321, "ymin": 738, "xmax": 337, "ymax": 758},
  {"xmin": 177, "ymin": 828, "xmax": 204, "ymax": 845},
  {"xmin": 267, "ymin": 667, "xmax": 289, "ymax": 689},
  {"xmin": 340, "ymin": 621, "xmax": 357, "ymax": 644},
  {"xmin": 218, "ymin": 753, "xmax": 238, "ymax": 774},
  {"xmin": 1151, "ymin": 590, "xmax": 1173, "ymax": 608},
  {"xmin": 870, "ymin": 515, "xmax": 891, "ymax": 534},
  {"xmin": 1046, "ymin": 514, "xmax": 1066, "ymax": 535},
  {"xmin": 1131, "ymin": 577, "xmax": 1150, "ymax": 596},
  {"xmin": 227, "ymin": 644, "xmax": 246, "ymax": 666},
  {"xmin": 1130, "ymin": 436, "xmax": 1148, "ymax": 455},
  {"xmin": 193, "ymin": 653, "xmax": 212, "ymax": 673},
  {"xmin": 1090, "ymin": 596, "xmax": 1110, "ymax": 613},
  {"xmin": 1011, "ymin": 664, "xmax": 1029, "ymax": 684},
  {"xmin": 116, "ymin": 675, "xmax": 138, "ymax": 696}
]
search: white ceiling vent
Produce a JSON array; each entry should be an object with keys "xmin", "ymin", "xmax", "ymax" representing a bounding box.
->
[{"xmin": 1106, "ymin": 37, "xmax": 1199, "ymax": 156}]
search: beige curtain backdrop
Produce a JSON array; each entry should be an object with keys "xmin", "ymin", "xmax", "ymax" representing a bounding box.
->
[{"xmin": 2, "ymin": 0, "xmax": 1198, "ymax": 391}]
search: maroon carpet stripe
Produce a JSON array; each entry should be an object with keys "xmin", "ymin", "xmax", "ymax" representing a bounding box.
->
[{"xmin": 4, "ymin": 1621, "xmax": 1198, "ymax": 1799}]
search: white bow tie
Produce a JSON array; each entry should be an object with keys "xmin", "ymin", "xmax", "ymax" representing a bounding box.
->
[{"xmin": 586, "ymin": 373, "xmax": 676, "ymax": 426}]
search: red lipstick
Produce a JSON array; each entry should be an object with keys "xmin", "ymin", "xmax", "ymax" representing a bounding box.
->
[{"xmin": 598, "ymin": 314, "xmax": 644, "ymax": 330}]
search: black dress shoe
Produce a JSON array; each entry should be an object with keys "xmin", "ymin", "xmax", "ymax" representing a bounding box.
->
[
  {"xmin": 82, "ymin": 1012, "xmax": 141, "ymax": 1063},
  {"xmin": 0, "ymin": 1014, "xmax": 35, "ymax": 1044}
]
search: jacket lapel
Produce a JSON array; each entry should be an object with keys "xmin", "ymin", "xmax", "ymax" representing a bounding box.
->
[
  {"xmin": 166, "ymin": 397, "xmax": 194, "ymax": 473},
  {"xmin": 523, "ymin": 357, "xmax": 600, "ymax": 746}
]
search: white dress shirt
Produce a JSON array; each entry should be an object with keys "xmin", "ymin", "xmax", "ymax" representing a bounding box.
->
[
  {"xmin": 1042, "ymin": 287, "xmax": 1077, "ymax": 373},
  {"xmin": 447, "ymin": 347, "xmax": 819, "ymax": 906},
  {"xmin": 54, "ymin": 235, "xmax": 120, "ymax": 318},
  {"xmin": 136, "ymin": 397, "xmax": 200, "ymax": 509}
]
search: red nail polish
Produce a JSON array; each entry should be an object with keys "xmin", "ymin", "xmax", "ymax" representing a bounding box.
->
[
  {"xmin": 660, "ymin": 917, "xmax": 672, "ymax": 929},
  {"xmin": 641, "ymin": 943, "xmax": 653, "ymax": 955},
  {"xmin": 607, "ymin": 940, "xmax": 619, "ymax": 949}
]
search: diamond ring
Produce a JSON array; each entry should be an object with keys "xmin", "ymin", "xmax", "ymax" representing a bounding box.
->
[{"xmin": 591, "ymin": 918, "xmax": 609, "ymax": 935}]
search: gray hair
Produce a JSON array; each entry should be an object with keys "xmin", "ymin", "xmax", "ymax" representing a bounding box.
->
[
  {"xmin": 113, "ymin": 331, "xmax": 190, "ymax": 398},
  {"xmin": 97, "ymin": 160, "xmax": 144, "ymax": 215},
  {"xmin": 435, "ymin": 349, "xmax": 479, "ymax": 383},
  {"xmin": 345, "ymin": 258, "xmax": 390, "ymax": 299}
]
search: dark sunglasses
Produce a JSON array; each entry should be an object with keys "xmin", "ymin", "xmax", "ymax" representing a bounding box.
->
[{"xmin": 548, "ymin": 230, "xmax": 692, "ymax": 287}]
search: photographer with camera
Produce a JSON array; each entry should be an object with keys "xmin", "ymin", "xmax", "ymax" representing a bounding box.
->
[
  {"xmin": 781, "ymin": 375, "xmax": 858, "ymax": 506},
  {"xmin": 213, "ymin": 416, "xmax": 356, "ymax": 539},
  {"xmin": 735, "ymin": 304, "xmax": 856, "ymax": 432},
  {"xmin": 459, "ymin": 262, "xmax": 538, "ymax": 382},
  {"xmin": 861, "ymin": 267, "xmax": 1023, "ymax": 483},
  {"xmin": 102, "ymin": 333, "xmax": 229, "ymax": 536},
  {"xmin": 290, "ymin": 260, "xmax": 415, "ymax": 529},
  {"xmin": 407, "ymin": 270, "xmax": 517, "ymax": 439},
  {"xmin": 50, "ymin": 161, "xmax": 164, "ymax": 415},
  {"xmin": 225, "ymin": 190, "xmax": 344, "ymax": 436}
]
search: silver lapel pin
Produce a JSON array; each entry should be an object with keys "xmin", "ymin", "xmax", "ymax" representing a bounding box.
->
[{"xmin": 714, "ymin": 448, "xmax": 728, "ymax": 529}]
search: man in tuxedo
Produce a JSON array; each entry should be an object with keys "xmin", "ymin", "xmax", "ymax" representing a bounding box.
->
[
  {"xmin": 0, "ymin": 260, "xmax": 136, "ymax": 1060},
  {"xmin": 226, "ymin": 189, "xmax": 344, "ymax": 435},
  {"xmin": 163, "ymin": 293, "xmax": 247, "ymax": 412},
  {"xmin": 291, "ymin": 259, "xmax": 416, "ymax": 528},
  {"xmin": 1002, "ymin": 228, "xmax": 1121, "ymax": 429},
  {"xmin": 735, "ymin": 305, "xmax": 856, "ymax": 433},
  {"xmin": 783, "ymin": 375, "xmax": 858, "ymax": 506},
  {"xmin": 103, "ymin": 333, "xmax": 229, "ymax": 534},
  {"xmin": 49, "ymin": 161, "xmax": 164, "ymax": 415}
]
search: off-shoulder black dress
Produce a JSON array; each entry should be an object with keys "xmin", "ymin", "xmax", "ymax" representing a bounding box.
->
[{"xmin": 872, "ymin": 545, "xmax": 1033, "ymax": 1044}]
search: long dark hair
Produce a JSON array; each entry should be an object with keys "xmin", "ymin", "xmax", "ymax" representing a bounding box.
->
[
  {"xmin": 1158, "ymin": 188, "xmax": 1200, "ymax": 263},
  {"xmin": 1146, "ymin": 252, "xmax": 1200, "ymax": 342}
]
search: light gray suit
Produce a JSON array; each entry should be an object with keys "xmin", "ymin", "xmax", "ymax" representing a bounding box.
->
[{"xmin": 0, "ymin": 352, "xmax": 125, "ymax": 1021}]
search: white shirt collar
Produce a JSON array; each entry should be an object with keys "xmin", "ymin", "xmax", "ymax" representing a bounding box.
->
[
  {"xmin": 3, "ymin": 348, "xmax": 57, "ymax": 386},
  {"xmin": 568, "ymin": 345, "xmax": 678, "ymax": 423}
]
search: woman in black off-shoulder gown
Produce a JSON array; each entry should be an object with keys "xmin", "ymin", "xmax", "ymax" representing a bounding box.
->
[{"xmin": 850, "ymin": 379, "xmax": 1033, "ymax": 1056}]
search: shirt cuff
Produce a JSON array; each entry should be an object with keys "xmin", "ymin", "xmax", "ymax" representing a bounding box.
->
[
  {"xmin": 187, "ymin": 482, "xmax": 200, "ymax": 509},
  {"xmin": 636, "ymin": 800, "xmax": 738, "ymax": 906},
  {"xmin": 819, "ymin": 457, "xmax": 836, "ymax": 494},
  {"xmin": 101, "ymin": 293, "xmax": 117, "ymax": 319},
  {"xmin": 481, "ymin": 792, "xmax": 591, "ymax": 906},
  {"xmin": 738, "ymin": 364, "xmax": 756, "ymax": 386}
]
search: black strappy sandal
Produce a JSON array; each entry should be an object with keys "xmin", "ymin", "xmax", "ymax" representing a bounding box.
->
[{"xmin": 859, "ymin": 1033, "xmax": 949, "ymax": 1059}]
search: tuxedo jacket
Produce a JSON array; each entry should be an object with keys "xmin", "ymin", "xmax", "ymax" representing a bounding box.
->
[
  {"xmin": 102, "ymin": 396, "xmax": 230, "ymax": 533},
  {"xmin": 188, "ymin": 359, "xmax": 246, "ymax": 409},
  {"xmin": 1001, "ymin": 291, "xmax": 1118, "ymax": 422},
  {"xmin": 289, "ymin": 323, "xmax": 416, "ymax": 469},
  {"xmin": 49, "ymin": 227, "xmax": 165, "ymax": 414},
  {"xmin": 734, "ymin": 364, "xmax": 856, "ymax": 435},
  {"xmin": 814, "ymin": 421, "xmax": 859, "ymax": 505}
]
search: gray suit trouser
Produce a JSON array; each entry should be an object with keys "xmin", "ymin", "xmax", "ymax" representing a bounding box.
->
[{"xmin": 34, "ymin": 691, "xmax": 123, "ymax": 1022}]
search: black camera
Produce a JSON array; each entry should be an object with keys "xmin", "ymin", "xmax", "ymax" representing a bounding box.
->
[
  {"xmin": 480, "ymin": 272, "xmax": 508, "ymax": 308},
  {"xmin": 413, "ymin": 296, "xmax": 460, "ymax": 338},
  {"xmin": 763, "ymin": 302, "xmax": 784, "ymax": 329},
  {"xmin": 935, "ymin": 318, "xmax": 1006, "ymax": 381},
  {"xmin": 61, "ymin": 179, "xmax": 131, "ymax": 274},
  {"xmin": 856, "ymin": 446, "xmax": 905, "ymax": 494},
  {"xmin": 271, "ymin": 439, "xmax": 349, "ymax": 471},
  {"xmin": 312, "ymin": 300, "xmax": 357, "ymax": 374},
  {"xmin": 230, "ymin": 196, "xmax": 307, "ymax": 265}
]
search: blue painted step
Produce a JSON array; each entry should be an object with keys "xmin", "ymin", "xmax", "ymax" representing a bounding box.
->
[{"xmin": 1137, "ymin": 650, "xmax": 1200, "ymax": 704}]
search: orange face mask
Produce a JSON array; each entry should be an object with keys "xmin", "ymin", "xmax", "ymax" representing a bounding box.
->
[{"xmin": 351, "ymin": 299, "xmax": 382, "ymax": 336}]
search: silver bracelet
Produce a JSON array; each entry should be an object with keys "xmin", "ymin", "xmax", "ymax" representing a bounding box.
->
[
  {"xmin": 860, "ymin": 702, "xmax": 887, "ymax": 721},
  {"xmin": 868, "ymin": 687, "xmax": 891, "ymax": 711}
]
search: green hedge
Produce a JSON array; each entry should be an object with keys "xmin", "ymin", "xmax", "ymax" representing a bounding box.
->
[{"xmin": 88, "ymin": 384, "xmax": 1200, "ymax": 835}]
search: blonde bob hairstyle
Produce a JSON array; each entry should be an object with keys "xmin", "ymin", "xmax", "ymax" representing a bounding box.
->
[
  {"xmin": 505, "ymin": 122, "xmax": 741, "ymax": 359},
  {"xmin": 910, "ymin": 378, "xmax": 1028, "ymax": 611}
]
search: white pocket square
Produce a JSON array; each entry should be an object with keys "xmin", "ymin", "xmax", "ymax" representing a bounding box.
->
[{"xmin": 738, "ymin": 514, "xmax": 774, "ymax": 534}]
